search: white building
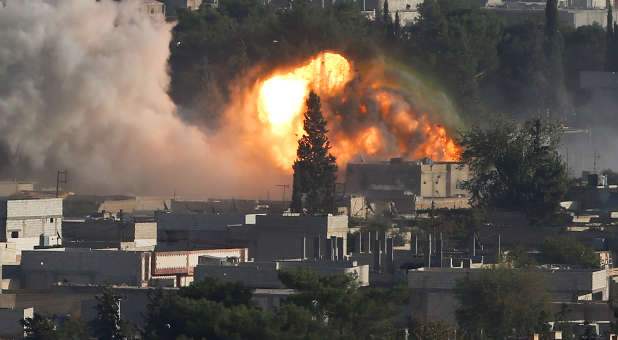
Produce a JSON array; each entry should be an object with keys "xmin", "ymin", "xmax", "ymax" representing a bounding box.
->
[{"xmin": 0, "ymin": 198, "xmax": 63, "ymax": 254}]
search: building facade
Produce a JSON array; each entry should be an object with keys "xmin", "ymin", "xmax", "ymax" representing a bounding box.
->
[{"xmin": 0, "ymin": 198, "xmax": 62, "ymax": 253}]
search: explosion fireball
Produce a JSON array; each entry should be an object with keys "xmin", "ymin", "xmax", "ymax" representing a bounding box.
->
[{"xmin": 229, "ymin": 51, "xmax": 461, "ymax": 173}]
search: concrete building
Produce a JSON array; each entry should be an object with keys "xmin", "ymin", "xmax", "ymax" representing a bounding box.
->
[
  {"xmin": 19, "ymin": 246, "xmax": 249, "ymax": 289},
  {"xmin": 140, "ymin": 0, "xmax": 166, "ymax": 19},
  {"xmin": 20, "ymin": 249, "xmax": 150, "ymax": 289},
  {"xmin": 62, "ymin": 219, "xmax": 157, "ymax": 250},
  {"xmin": 195, "ymin": 259, "xmax": 369, "ymax": 288},
  {"xmin": 0, "ymin": 198, "xmax": 63, "ymax": 254},
  {"xmin": 345, "ymin": 159, "xmax": 470, "ymax": 217},
  {"xmin": 247, "ymin": 215, "xmax": 349, "ymax": 262},
  {"xmin": 156, "ymin": 213, "xmax": 246, "ymax": 249},
  {"xmin": 164, "ymin": 0, "xmax": 218, "ymax": 17},
  {"xmin": 408, "ymin": 267, "xmax": 610, "ymax": 325}
]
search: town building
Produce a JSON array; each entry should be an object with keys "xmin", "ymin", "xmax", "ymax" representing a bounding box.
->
[
  {"xmin": 345, "ymin": 158, "xmax": 470, "ymax": 218},
  {"xmin": 408, "ymin": 266, "xmax": 611, "ymax": 325},
  {"xmin": 0, "ymin": 198, "xmax": 63, "ymax": 254},
  {"xmin": 140, "ymin": 0, "xmax": 166, "ymax": 19},
  {"xmin": 19, "ymin": 247, "xmax": 249, "ymax": 289},
  {"xmin": 195, "ymin": 258, "xmax": 369, "ymax": 288},
  {"xmin": 62, "ymin": 218, "xmax": 157, "ymax": 250}
]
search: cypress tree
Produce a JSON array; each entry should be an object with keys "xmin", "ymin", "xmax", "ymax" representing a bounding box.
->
[
  {"xmin": 290, "ymin": 91, "xmax": 337, "ymax": 215},
  {"xmin": 394, "ymin": 11, "xmax": 401, "ymax": 39},
  {"xmin": 606, "ymin": 0, "xmax": 614, "ymax": 71}
]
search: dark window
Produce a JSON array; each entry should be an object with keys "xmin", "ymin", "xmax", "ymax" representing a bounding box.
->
[
  {"xmin": 50, "ymin": 218, "xmax": 54, "ymax": 223},
  {"xmin": 10, "ymin": 231, "xmax": 18, "ymax": 238}
]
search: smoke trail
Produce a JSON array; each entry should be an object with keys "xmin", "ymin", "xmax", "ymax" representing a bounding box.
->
[{"xmin": 0, "ymin": 0, "xmax": 283, "ymax": 197}]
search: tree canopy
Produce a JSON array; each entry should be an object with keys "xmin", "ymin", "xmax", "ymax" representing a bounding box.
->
[
  {"xmin": 459, "ymin": 118, "xmax": 569, "ymax": 223},
  {"xmin": 291, "ymin": 91, "xmax": 338, "ymax": 214},
  {"xmin": 455, "ymin": 267, "xmax": 552, "ymax": 339}
]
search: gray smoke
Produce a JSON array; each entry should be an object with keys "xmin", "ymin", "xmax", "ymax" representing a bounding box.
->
[{"xmin": 0, "ymin": 0, "xmax": 288, "ymax": 197}]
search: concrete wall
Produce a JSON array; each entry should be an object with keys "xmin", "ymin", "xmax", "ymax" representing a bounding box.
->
[
  {"xmin": 20, "ymin": 250, "xmax": 147, "ymax": 289},
  {"xmin": 0, "ymin": 307, "xmax": 32, "ymax": 338},
  {"xmin": 420, "ymin": 162, "xmax": 469, "ymax": 198},
  {"xmin": 195, "ymin": 260, "xmax": 369, "ymax": 288}
]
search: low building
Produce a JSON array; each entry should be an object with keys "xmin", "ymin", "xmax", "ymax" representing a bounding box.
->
[
  {"xmin": 345, "ymin": 158, "xmax": 470, "ymax": 217},
  {"xmin": 156, "ymin": 213, "xmax": 246, "ymax": 249},
  {"xmin": 0, "ymin": 198, "xmax": 63, "ymax": 254},
  {"xmin": 248, "ymin": 215, "xmax": 349, "ymax": 262},
  {"xmin": 19, "ymin": 246, "xmax": 249, "ymax": 289},
  {"xmin": 195, "ymin": 259, "xmax": 369, "ymax": 288},
  {"xmin": 62, "ymin": 219, "xmax": 157, "ymax": 250},
  {"xmin": 408, "ymin": 267, "xmax": 610, "ymax": 325}
]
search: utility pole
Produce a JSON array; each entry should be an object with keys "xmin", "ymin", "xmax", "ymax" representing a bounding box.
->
[
  {"xmin": 276, "ymin": 184, "xmax": 289, "ymax": 203},
  {"xmin": 55, "ymin": 170, "xmax": 67, "ymax": 198}
]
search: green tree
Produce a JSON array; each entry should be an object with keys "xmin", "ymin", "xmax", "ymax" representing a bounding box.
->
[
  {"xmin": 540, "ymin": 236, "xmax": 599, "ymax": 267},
  {"xmin": 279, "ymin": 267, "xmax": 406, "ymax": 340},
  {"xmin": 410, "ymin": 0, "xmax": 502, "ymax": 117},
  {"xmin": 91, "ymin": 287, "xmax": 124, "ymax": 340},
  {"xmin": 57, "ymin": 316, "xmax": 89, "ymax": 340},
  {"xmin": 459, "ymin": 118, "xmax": 569, "ymax": 224},
  {"xmin": 409, "ymin": 319, "xmax": 456, "ymax": 340},
  {"xmin": 22, "ymin": 313, "xmax": 58, "ymax": 340},
  {"xmin": 506, "ymin": 243, "xmax": 538, "ymax": 268},
  {"xmin": 291, "ymin": 91, "xmax": 338, "ymax": 214},
  {"xmin": 455, "ymin": 267, "xmax": 552, "ymax": 339}
]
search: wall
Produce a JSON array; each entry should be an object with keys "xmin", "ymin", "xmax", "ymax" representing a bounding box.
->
[
  {"xmin": 20, "ymin": 250, "xmax": 146, "ymax": 289},
  {"xmin": 420, "ymin": 163, "xmax": 469, "ymax": 198},
  {"xmin": 0, "ymin": 307, "xmax": 32, "ymax": 338}
]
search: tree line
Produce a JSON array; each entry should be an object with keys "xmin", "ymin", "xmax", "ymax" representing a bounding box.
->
[{"xmin": 169, "ymin": 0, "xmax": 612, "ymax": 125}]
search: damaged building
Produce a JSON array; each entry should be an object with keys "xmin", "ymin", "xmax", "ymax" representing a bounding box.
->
[{"xmin": 345, "ymin": 158, "xmax": 470, "ymax": 218}]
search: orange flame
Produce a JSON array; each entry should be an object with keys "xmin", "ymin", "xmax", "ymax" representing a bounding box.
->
[{"xmin": 247, "ymin": 51, "xmax": 460, "ymax": 172}]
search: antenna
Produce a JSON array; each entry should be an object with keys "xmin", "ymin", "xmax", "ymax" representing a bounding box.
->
[{"xmin": 56, "ymin": 170, "xmax": 67, "ymax": 198}]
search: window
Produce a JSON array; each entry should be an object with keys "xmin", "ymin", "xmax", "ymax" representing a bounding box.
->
[
  {"xmin": 50, "ymin": 218, "xmax": 54, "ymax": 223},
  {"xmin": 10, "ymin": 231, "xmax": 18, "ymax": 238}
]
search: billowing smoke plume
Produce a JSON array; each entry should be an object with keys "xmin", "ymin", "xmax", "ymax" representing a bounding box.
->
[{"xmin": 0, "ymin": 0, "xmax": 286, "ymax": 197}]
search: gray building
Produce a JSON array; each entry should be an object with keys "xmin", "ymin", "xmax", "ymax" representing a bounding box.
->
[
  {"xmin": 20, "ymin": 249, "xmax": 150, "ymax": 289},
  {"xmin": 248, "ymin": 215, "xmax": 349, "ymax": 262},
  {"xmin": 0, "ymin": 198, "xmax": 63, "ymax": 253},
  {"xmin": 62, "ymin": 219, "xmax": 157, "ymax": 250},
  {"xmin": 195, "ymin": 259, "xmax": 369, "ymax": 288},
  {"xmin": 407, "ymin": 267, "xmax": 610, "ymax": 325}
]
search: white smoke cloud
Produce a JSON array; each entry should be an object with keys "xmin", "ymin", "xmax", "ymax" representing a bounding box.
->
[{"xmin": 0, "ymin": 0, "xmax": 288, "ymax": 197}]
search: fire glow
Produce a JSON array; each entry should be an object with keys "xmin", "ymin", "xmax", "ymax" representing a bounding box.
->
[{"xmin": 240, "ymin": 51, "xmax": 461, "ymax": 172}]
